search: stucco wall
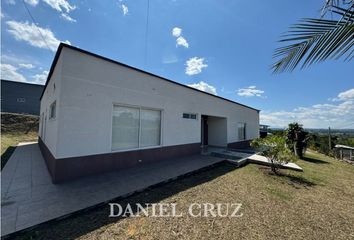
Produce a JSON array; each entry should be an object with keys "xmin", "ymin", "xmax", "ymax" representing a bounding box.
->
[
  {"xmin": 208, "ymin": 117, "xmax": 227, "ymax": 147},
  {"xmin": 43, "ymin": 47, "xmax": 259, "ymax": 159},
  {"xmin": 39, "ymin": 55, "xmax": 63, "ymax": 156}
]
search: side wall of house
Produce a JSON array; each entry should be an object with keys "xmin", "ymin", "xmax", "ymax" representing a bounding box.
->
[
  {"xmin": 56, "ymin": 47, "xmax": 259, "ymax": 159},
  {"xmin": 39, "ymin": 54, "xmax": 63, "ymax": 158}
]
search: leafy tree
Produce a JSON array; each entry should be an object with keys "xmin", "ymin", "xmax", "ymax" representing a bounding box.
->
[
  {"xmin": 308, "ymin": 133, "xmax": 338, "ymax": 156},
  {"xmin": 272, "ymin": 0, "xmax": 354, "ymax": 73},
  {"xmin": 251, "ymin": 135, "xmax": 296, "ymax": 174},
  {"xmin": 286, "ymin": 123, "xmax": 308, "ymax": 158}
]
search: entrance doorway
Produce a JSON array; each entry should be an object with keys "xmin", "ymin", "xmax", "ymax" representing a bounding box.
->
[{"xmin": 201, "ymin": 115, "xmax": 227, "ymax": 148}]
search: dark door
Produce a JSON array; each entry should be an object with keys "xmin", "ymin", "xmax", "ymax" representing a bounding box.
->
[{"xmin": 201, "ymin": 115, "xmax": 208, "ymax": 145}]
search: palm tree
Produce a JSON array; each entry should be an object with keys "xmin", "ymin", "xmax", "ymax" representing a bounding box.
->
[{"xmin": 272, "ymin": 1, "xmax": 354, "ymax": 73}]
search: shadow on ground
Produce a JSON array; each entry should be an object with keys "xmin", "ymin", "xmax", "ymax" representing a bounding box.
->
[
  {"xmin": 1, "ymin": 146, "xmax": 16, "ymax": 170},
  {"xmin": 301, "ymin": 156, "xmax": 329, "ymax": 164},
  {"xmin": 11, "ymin": 162, "xmax": 237, "ymax": 240},
  {"xmin": 259, "ymin": 167, "xmax": 318, "ymax": 188},
  {"xmin": 276, "ymin": 172, "xmax": 317, "ymax": 187}
]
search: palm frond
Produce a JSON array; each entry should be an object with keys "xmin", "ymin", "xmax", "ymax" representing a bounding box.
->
[{"xmin": 272, "ymin": 4, "xmax": 354, "ymax": 73}]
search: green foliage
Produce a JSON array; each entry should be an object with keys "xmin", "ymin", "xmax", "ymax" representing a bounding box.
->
[
  {"xmin": 251, "ymin": 135, "xmax": 297, "ymax": 174},
  {"xmin": 268, "ymin": 129, "xmax": 285, "ymax": 137},
  {"xmin": 286, "ymin": 123, "xmax": 308, "ymax": 158},
  {"xmin": 272, "ymin": 3, "xmax": 354, "ymax": 73},
  {"xmin": 308, "ymin": 133, "xmax": 338, "ymax": 156}
]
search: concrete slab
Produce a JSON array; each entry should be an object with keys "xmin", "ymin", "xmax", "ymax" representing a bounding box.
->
[
  {"xmin": 1, "ymin": 142, "xmax": 224, "ymax": 237},
  {"xmin": 248, "ymin": 154, "xmax": 303, "ymax": 171},
  {"xmin": 206, "ymin": 148, "xmax": 303, "ymax": 171}
]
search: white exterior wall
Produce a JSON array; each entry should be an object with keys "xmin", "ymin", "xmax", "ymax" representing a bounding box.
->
[
  {"xmin": 39, "ymin": 55, "xmax": 63, "ymax": 156},
  {"xmin": 42, "ymin": 47, "xmax": 259, "ymax": 159},
  {"xmin": 208, "ymin": 117, "xmax": 227, "ymax": 147}
]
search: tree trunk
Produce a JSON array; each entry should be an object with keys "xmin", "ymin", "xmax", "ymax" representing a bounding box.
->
[{"xmin": 294, "ymin": 141, "xmax": 303, "ymax": 159}]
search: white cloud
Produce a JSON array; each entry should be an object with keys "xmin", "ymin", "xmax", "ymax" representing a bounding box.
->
[
  {"xmin": 42, "ymin": 0, "xmax": 76, "ymax": 13},
  {"xmin": 1, "ymin": 11, "xmax": 4, "ymax": 18},
  {"xmin": 176, "ymin": 36, "xmax": 189, "ymax": 48},
  {"xmin": 172, "ymin": 27, "xmax": 182, "ymax": 37},
  {"xmin": 6, "ymin": 0, "xmax": 16, "ymax": 5},
  {"xmin": 187, "ymin": 81, "xmax": 217, "ymax": 95},
  {"xmin": 162, "ymin": 54, "xmax": 178, "ymax": 64},
  {"xmin": 1, "ymin": 54, "xmax": 40, "ymax": 66},
  {"xmin": 337, "ymin": 88, "xmax": 354, "ymax": 101},
  {"xmin": 1, "ymin": 64, "xmax": 27, "ymax": 82},
  {"xmin": 24, "ymin": 0, "xmax": 39, "ymax": 6},
  {"xmin": 185, "ymin": 57, "xmax": 208, "ymax": 75},
  {"xmin": 60, "ymin": 13, "xmax": 76, "ymax": 22},
  {"xmin": 172, "ymin": 27, "xmax": 189, "ymax": 48},
  {"xmin": 120, "ymin": 4, "xmax": 128, "ymax": 16},
  {"xmin": 237, "ymin": 86, "xmax": 265, "ymax": 97},
  {"xmin": 6, "ymin": 21, "xmax": 70, "ymax": 51},
  {"xmin": 19, "ymin": 63, "xmax": 35, "ymax": 69},
  {"xmin": 32, "ymin": 70, "xmax": 49, "ymax": 84},
  {"xmin": 261, "ymin": 89, "xmax": 354, "ymax": 129},
  {"xmin": 328, "ymin": 88, "xmax": 354, "ymax": 101}
]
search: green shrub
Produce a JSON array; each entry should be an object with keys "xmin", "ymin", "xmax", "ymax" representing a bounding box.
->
[{"xmin": 251, "ymin": 135, "xmax": 297, "ymax": 174}]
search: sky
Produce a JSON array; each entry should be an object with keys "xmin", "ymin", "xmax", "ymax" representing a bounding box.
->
[{"xmin": 1, "ymin": 0, "xmax": 353, "ymax": 129}]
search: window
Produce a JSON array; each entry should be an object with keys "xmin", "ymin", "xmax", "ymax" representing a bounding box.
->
[
  {"xmin": 140, "ymin": 109, "xmax": 161, "ymax": 147},
  {"xmin": 183, "ymin": 113, "xmax": 197, "ymax": 120},
  {"xmin": 49, "ymin": 101, "xmax": 56, "ymax": 119},
  {"xmin": 238, "ymin": 123, "xmax": 246, "ymax": 140},
  {"xmin": 112, "ymin": 105, "xmax": 161, "ymax": 151},
  {"xmin": 17, "ymin": 98, "xmax": 26, "ymax": 103}
]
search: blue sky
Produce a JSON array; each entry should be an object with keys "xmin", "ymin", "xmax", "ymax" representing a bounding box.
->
[{"xmin": 1, "ymin": 0, "xmax": 353, "ymax": 128}]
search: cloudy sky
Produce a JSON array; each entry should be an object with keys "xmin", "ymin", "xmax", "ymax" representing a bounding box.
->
[{"xmin": 1, "ymin": 0, "xmax": 353, "ymax": 129}]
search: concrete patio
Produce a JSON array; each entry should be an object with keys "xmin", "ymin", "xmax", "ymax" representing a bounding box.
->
[
  {"xmin": 207, "ymin": 147, "xmax": 303, "ymax": 171},
  {"xmin": 1, "ymin": 142, "xmax": 223, "ymax": 237}
]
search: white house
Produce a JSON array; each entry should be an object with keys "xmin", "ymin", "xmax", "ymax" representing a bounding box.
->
[{"xmin": 39, "ymin": 43, "xmax": 260, "ymax": 183}]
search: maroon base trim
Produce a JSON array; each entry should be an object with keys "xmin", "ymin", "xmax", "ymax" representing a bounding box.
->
[
  {"xmin": 38, "ymin": 137, "xmax": 201, "ymax": 183},
  {"xmin": 38, "ymin": 137, "xmax": 56, "ymax": 180},
  {"xmin": 227, "ymin": 140, "xmax": 251, "ymax": 149}
]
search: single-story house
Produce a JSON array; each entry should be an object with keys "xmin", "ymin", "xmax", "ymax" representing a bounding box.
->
[
  {"xmin": 1, "ymin": 79, "xmax": 44, "ymax": 115},
  {"xmin": 39, "ymin": 43, "xmax": 260, "ymax": 183}
]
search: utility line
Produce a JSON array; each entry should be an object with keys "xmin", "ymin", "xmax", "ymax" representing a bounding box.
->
[
  {"xmin": 21, "ymin": 0, "xmax": 53, "ymax": 53},
  {"xmin": 144, "ymin": 0, "xmax": 150, "ymax": 67}
]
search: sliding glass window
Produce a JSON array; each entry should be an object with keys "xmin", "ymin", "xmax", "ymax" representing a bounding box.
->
[
  {"xmin": 140, "ymin": 109, "xmax": 161, "ymax": 147},
  {"xmin": 238, "ymin": 123, "xmax": 246, "ymax": 141},
  {"xmin": 112, "ymin": 105, "xmax": 161, "ymax": 151}
]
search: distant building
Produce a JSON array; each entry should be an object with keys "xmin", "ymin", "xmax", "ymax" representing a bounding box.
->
[
  {"xmin": 260, "ymin": 124, "xmax": 269, "ymax": 138},
  {"xmin": 1, "ymin": 79, "xmax": 44, "ymax": 115},
  {"xmin": 334, "ymin": 144, "xmax": 354, "ymax": 161}
]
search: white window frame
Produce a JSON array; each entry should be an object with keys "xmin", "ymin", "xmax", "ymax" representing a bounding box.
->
[{"xmin": 110, "ymin": 103, "xmax": 163, "ymax": 152}]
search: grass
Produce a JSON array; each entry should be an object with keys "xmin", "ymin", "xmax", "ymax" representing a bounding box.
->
[
  {"xmin": 1, "ymin": 112, "xmax": 38, "ymax": 169},
  {"xmin": 10, "ymin": 150, "xmax": 354, "ymax": 240}
]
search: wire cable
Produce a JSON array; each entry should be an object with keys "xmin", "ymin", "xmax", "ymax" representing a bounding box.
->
[
  {"xmin": 21, "ymin": 0, "xmax": 53, "ymax": 52},
  {"xmin": 144, "ymin": 0, "xmax": 150, "ymax": 66}
]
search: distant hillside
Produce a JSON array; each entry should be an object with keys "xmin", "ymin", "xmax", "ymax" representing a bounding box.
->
[
  {"xmin": 1, "ymin": 112, "xmax": 39, "ymax": 134},
  {"xmin": 269, "ymin": 127, "xmax": 354, "ymax": 136}
]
